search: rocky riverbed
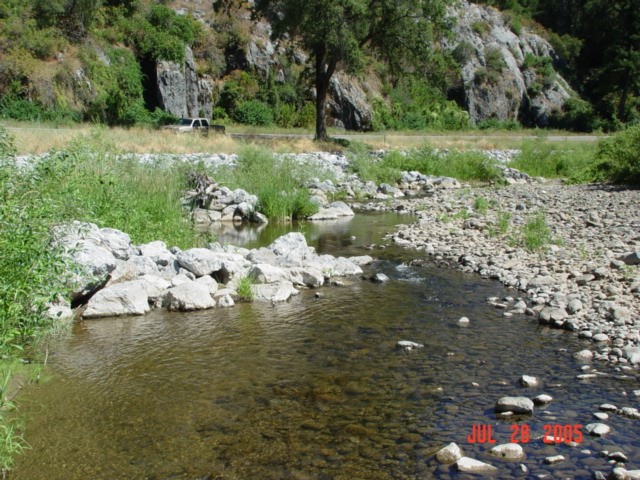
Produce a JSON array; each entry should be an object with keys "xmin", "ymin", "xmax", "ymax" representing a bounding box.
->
[{"xmin": 366, "ymin": 181, "xmax": 640, "ymax": 368}]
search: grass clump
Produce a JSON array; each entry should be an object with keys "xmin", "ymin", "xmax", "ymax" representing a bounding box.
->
[
  {"xmin": 474, "ymin": 195, "xmax": 489, "ymax": 214},
  {"xmin": 387, "ymin": 146, "xmax": 502, "ymax": 183},
  {"xmin": 236, "ymin": 276, "xmax": 254, "ymax": 301},
  {"xmin": 215, "ymin": 145, "xmax": 322, "ymax": 221},
  {"xmin": 521, "ymin": 212, "xmax": 553, "ymax": 252},
  {"xmin": 35, "ymin": 130, "xmax": 202, "ymax": 248}
]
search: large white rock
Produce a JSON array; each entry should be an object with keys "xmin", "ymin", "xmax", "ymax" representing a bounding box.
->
[
  {"xmin": 495, "ymin": 397, "xmax": 534, "ymax": 414},
  {"xmin": 435, "ymin": 443, "xmax": 463, "ymax": 464},
  {"xmin": 162, "ymin": 282, "xmax": 216, "ymax": 311},
  {"xmin": 269, "ymin": 232, "xmax": 309, "ymax": 256},
  {"xmin": 251, "ymin": 283, "xmax": 299, "ymax": 302},
  {"xmin": 286, "ymin": 266, "xmax": 325, "ymax": 287},
  {"xmin": 176, "ymin": 248, "xmax": 224, "ymax": 277},
  {"xmin": 455, "ymin": 457, "xmax": 498, "ymax": 474},
  {"xmin": 138, "ymin": 274, "xmax": 171, "ymax": 302},
  {"xmin": 98, "ymin": 227, "xmax": 134, "ymax": 260},
  {"xmin": 128, "ymin": 255, "xmax": 160, "ymax": 276},
  {"xmin": 195, "ymin": 275, "xmax": 219, "ymax": 295},
  {"xmin": 72, "ymin": 241, "xmax": 118, "ymax": 278},
  {"xmin": 490, "ymin": 443, "xmax": 524, "ymax": 460},
  {"xmin": 138, "ymin": 240, "xmax": 175, "ymax": 266},
  {"xmin": 248, "ymin": 264, "xmax": 289, "ymax": 284},
  {"xmin": 83, "ymin": 280, "xmax": 150, "ymax": 318}
]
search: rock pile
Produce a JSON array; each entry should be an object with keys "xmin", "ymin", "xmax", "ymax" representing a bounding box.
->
[
  {"xmin": 51, "ymin": 222, "xmax": 373, "ymax": 319},
  {"xmin": 182, "ymin": 172, "xmax": 267, "ymax": 226}
]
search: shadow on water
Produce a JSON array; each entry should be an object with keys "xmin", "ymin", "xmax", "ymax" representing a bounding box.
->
[{"xmin": 12, "ymin": 213, "xmax": 640, "ymax": 480}]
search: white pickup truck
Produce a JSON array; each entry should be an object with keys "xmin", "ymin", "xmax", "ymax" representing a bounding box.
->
[{"xmin": 163, "ymin": 118, "xmax": 225, "ymax": 134}]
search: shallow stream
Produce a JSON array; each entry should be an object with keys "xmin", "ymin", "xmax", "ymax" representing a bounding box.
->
[{"xmin": 12, "ymin": 213, "xmax": 640, "ymax": 479}]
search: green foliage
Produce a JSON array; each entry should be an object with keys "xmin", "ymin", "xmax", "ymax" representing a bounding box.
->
[
  {"xmin": 549, "ymin": 97, "xmax": 600, "ymax": 132},
  {"xmin": 80, "ymin": 46, "xmax": 147, "ymax": 125},
  {"xmin": 215, "ymin": 146, "xmax": 322, "ymax": 221},
  {"xmin": 471, "ymin": 21, "xmax": 490, "ymax": 36},
  {"xmin": 476, "ymin": 118, "xmax": 522, "ymax": 131},
  {"xmin": 521, "ymin": 212, "xmax": 553, "ymax": 252},
  {"xmin": 34, "ymin": 131, "xmax": 202, "ymax": 247},
  {"xmin": 120, "ymin": 5, "xmax": 202, "ymax": 62},
  {"xmin": 452, "ymin": 41, "xmax": 475, "ymax": 65},
  {"xmin": 217, "ymin": 70, "xmax": 260, "ymax": 113},
  {"xmin": 474, "ymin": 195, "xmax": 489, "ymax": 214},
  {"xmin": 236, "ymin": 276, "xmax": 254, "ymax": 301},
  {"xmin": 509, "ymin": 138, "xmax": 597, "ymax": 181},
  {"xmin": 374, "ymin": 77, "xmax": 469, "ymax": 131},
  {"xmin": 489, "ymin": 210, "xmax": 511, "ymax": 237},
  {"xmin": 592, "ymin": 124, "xmax": 640, "ymax": 184},
  {"xmin": 348, "ymin": 145, "xmax": 502, "ymax": 184},
  {"xmin": 0, "ymin": 128, "xmax": 70, "ymax": 353},
  {"xmin": 232, "ymin": 100, "xmax": 274, "ymax": 126}
]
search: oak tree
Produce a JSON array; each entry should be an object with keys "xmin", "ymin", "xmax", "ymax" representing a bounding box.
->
[{"xmin": 253, "ymin": 0, "xmax": 451, "ymax": 140}]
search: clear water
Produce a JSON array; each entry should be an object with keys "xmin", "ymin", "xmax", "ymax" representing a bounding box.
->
[{"xmin": 12, "ymin": 214, "xmax": 640, "ymax": 479}]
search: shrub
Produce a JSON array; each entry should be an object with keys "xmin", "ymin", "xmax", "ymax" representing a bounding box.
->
[
  {"xmin": 593, "ymin": 125, "xmax": 640, "ymax": 184},
  {"xmin": 232, "ymin": 100, "xmax": 274, "ymax": 126},
  {"xmin": 476, "ymin": 118, "xmax": 521, "ymax": 131},
  {"xmin": 550, "ymin": 98, "xmax": 600, "ymax": 132},
  {"xmin": 295, "ymin": 103, "xmax": 316, "ymax": 129},
  {"xmin": 452, "ymin": 41, "xmax": 475, "ymax": 65}
]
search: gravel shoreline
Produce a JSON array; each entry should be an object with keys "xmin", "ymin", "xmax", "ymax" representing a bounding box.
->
[{"xmin": 365, "ymin": 181, "xmax": 640, "ymax": 367}]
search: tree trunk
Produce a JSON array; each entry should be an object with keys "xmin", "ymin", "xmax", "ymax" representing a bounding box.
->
[
  {"xmin": 313, "ymin": 45, "xmax": 337, "ymax": 141},
  {"xmin": 617, "ymin": 68, "xmax": 631, "ymax": 122}
]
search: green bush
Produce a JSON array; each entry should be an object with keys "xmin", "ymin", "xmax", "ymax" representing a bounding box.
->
[
  {"xmin": 593, "ymin": 125, "xmax": 640, "ymax": 184},
  {"xmin": 275, "ymin": 103, "xmax": 298, "ymax": 128},
  {"xmin": 295, "ymin": 103, "xmax": 316, "ymax": 129},
  {"xmin": 232, "ymin": 100, "xmax": 274, "ymax": 126},
  {"xmin": 550, "ymin": 98, "xmax": 600, "ymax": 132},
  {"xmin": 120, "ymin": 5, "xmax": 202, "ymax": 62},
  {"xmin": 381, "ymin": 77, "xmax": 469, "ymax": 131}
]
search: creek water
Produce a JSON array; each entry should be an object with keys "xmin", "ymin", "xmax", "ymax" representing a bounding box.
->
[{"xmin": 12, "ymin": 213, "xmax": 640, "ymax": 480}]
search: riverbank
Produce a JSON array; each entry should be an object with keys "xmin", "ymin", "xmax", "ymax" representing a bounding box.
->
[{"xmin": 364, "ymin": 181, "xmax": 640, "ymax": 366}]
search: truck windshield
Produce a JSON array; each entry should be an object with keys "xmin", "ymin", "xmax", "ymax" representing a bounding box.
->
[{"xmin": 179, "ymin": 119, "xmax": 192, "ymax": 126}]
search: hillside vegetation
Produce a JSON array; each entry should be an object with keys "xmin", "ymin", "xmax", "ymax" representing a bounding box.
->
[{"xmin": 0, "ymin": 0, "xmax": 637, "ymax": 132}]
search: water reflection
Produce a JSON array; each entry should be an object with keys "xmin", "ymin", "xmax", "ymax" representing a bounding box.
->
[{"xmin": 12, "ymin": 214, "xmax": 640, "ymax": 480}]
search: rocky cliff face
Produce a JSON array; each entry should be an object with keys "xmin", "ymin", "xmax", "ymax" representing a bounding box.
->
[
  {"xmin": 446, "ymin": 0, "xmax": 572, "ymax": 126},
  {"xmin": 156, "ymin": 46, "xmax": 213, "ymax": 119},
  {"xmin": 154, "ymin": 0, "xmax": 572, "ymax": 128}
]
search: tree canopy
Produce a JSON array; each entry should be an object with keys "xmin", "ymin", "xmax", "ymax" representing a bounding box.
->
[{"xmin": 253, "ymin": 0, "xmax": 452, "ymax": 140}]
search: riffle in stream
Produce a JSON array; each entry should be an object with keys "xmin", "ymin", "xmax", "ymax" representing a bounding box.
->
[{"xmin": 12, "ymin": 213, "xmax": 640, "ymax": 479}]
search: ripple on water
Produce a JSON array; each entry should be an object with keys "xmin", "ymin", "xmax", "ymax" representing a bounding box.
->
[{"xmin": 13, "ymin": 216, "xmax": 640, "ymax": 480}]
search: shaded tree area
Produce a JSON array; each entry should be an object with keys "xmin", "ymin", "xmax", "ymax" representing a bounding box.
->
[{"xmin": 252, "ymin": 0, "xmax": 452, "ymax": 140}]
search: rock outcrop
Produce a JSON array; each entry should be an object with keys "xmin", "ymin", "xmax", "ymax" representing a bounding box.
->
[
  {"xmin": 156, "ymin": 46, "xmax": 213, "ymax": 118},
  {"xmin": 446, "ymin": 0, "xmax": 573, "ymax": 126}
]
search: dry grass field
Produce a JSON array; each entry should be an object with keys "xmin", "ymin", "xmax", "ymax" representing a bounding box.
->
[{"xmin": 3, "ymin": 121, "xmax": 598, "ymax": 155}]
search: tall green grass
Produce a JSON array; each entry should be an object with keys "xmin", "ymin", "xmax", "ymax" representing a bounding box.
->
[
  {"xmin": 1, "ymin": 126, "xmax": 223, "ymax": 473},
  {"xmin": 213, "ymin": 145, "xmax": 324, "ymax": 221},
  {"xmin": 509, "ymin": 138, "xmax": 596, "ymax": 183},
  {"xmin": 347, "ymin": 144, "xmax": 502, "ymax": 184},
  {"xmin": 35, "ymin": 130, "xmax": 202, "ymax": 248}
]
